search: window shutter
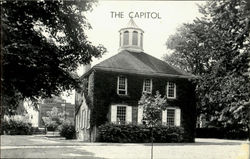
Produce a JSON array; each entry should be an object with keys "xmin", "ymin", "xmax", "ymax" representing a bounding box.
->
[
  {"xmin": 162, "ymin": 110, "xmax": 167, "ymax": 124},
  {"xmin": 84, "ymin": 110, "xmax": 87, "ymax": 128},
  {"xmin": 126, "ymin": 106, "xmax": 132, "ymax": 123},
  {"xmin": 175, "ymin": 108, "xmax": 181, "ymax": 126},
  {"xmin": 137, "ymin": 106, "xmax": 143, "ymax": 124},
  {"xmin": 82, "ymin": 110, "xmax": 85, "ymax": 129},
  {"xmin": 87, "ymin": 109, "xmax": 90, "ymax": 129},
  {"xmin": 111, "ymin": 105, "xmax": 117, "ymax": 123}
]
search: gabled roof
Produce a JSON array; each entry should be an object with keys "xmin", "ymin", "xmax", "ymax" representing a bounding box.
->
[{"xmin": 90, "ymin": 50, "xmax": 195, "ymax": 79}]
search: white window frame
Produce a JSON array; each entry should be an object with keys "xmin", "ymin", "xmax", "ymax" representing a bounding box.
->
[
  {"xmin": 116, "ymin": 106, "xmax": 127, "ymax": 124},
  {"xmin": 117, "ymin": 76, "xmax": 128, "ymax": 95},
  {"xmin": 143, "ymin": 79, "xmax": 152, "ymax": 94},
  {"xmin": 166, "ymin": 109, "xmax": 175, "ymax": 126},
  {"xmin": 162, "ymin": 107, "xmax": 181, "ymax": 126},
  {"xmin": 166, "ymin": 82, "xmax": 176, "ymax": 99},
  {"xmin": 111, "ymin": 104, "xmax": 132, "ymax": 124}
]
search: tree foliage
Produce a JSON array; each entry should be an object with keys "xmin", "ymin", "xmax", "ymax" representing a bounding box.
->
[
  {"xmin": 1, "ymin": 0, "xmax": 106, "ymax": 115},
  {"xmin": 42, "ymin": 107, "xmax": 67, "ymax": 131},
  {"xmin": 164, "ymin": 0, "xmax": 250, "ymax": 131},
  {"xmin": 138, "ymin": 91, "xmax": 168, "ymax": 127}
]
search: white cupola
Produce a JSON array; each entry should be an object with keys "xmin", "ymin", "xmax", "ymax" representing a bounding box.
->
[{"xmin": 119, "ymin": 18, "xmax": 144, "ymax": 52}]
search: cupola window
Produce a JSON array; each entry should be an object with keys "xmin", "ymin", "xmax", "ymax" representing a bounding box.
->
[
  {"xmin": 119, "ymin": 33, "xmax": 122, "ymax": 47},
  {"xmin": 140, "ymin": 33, "xmax": 143, "ymax": 48},
  {"xmin": 123, "ymin": 31, "xmax": 129, "ymax": 45},
  {"xmin": 132, "ymin": 31, "xmax": 138, "ymax": 45},
  {"xmin": 119, "ymin": 19, "xmax": 144, "ymax": 52}
]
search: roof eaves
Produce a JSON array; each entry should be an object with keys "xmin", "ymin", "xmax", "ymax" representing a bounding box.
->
[
  {"xmin": 93, "ymin": 66, "xmax": 197, "ymax": 79},
  {"xmin": 134, "ymin": 51, "xmax": 193, "ymax": 77},
  {"xmin": 79, "ymin": 67, "xmax": 94, "ymax": 80}
]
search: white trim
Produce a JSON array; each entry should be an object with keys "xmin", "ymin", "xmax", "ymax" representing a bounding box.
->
[
  {"xmin": 117, "ymin": 76, "xmax": 128, "ymax": 95},
  {"xmin": 175, "ymin": 108, "xmax": 181, "ymax": 126},
  {"xmin": 143, "ymin": 79, "xmax": 153, "ymax": 94},
  {"xmin": 81, "ymin": 109, "xmax": 84, "ymax": 129},
  {"xmin": 162, "ymin": 110, "xmax": 167, "ymax": 123},
  {"xmin": 110, "ymin": 104, "xmax": 132, "ymax": 124},
  {"xmin": 111, "ymin": 105, "xmax": 117, "ymax": 123},
  {"xmin": 126, "ymin": 106, "xmax": 132, "ymax": 123},
  {"xmin": 84, "ymin": 110, "xmax": 87, "ymax": 129},
  {"xmin": 166, "ymin": 82, "xmax": 176, "ymax": 99},
  {"xmin": 162, "ymin": 107, "xmax": 181, "ymax": 126},
  {"xmin": 137, "ymin": 106, "xmax": 143, "ymax": 124},
  {"xmin": 87, "ymin": 109, "xmax": 90, "ymax": 129}
]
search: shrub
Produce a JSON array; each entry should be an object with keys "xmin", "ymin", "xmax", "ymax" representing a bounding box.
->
[
  {"xmin": 196, "ymin": 127, "xmax": 248, "ymax": 139},
  {"xmin": 2, "ymin": 118, "xmax": 33, "ymax": 135},
  {"xmin": 46, "ymin": 121, "xmax": 59, "ymax": 131},
  {"xmin": 32, "ymin": 127, "xmax": 45, "ymax": 134},
  {"xmin": 59, "ymin": 121, "xmax": 75, "ymax": 139},
  {"xmin": 97, "ymin": 123, "xmax": 184, "ymax": 143}
]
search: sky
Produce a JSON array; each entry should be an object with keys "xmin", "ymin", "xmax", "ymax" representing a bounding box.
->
[{"xmin": 62, "ymin": 0, "xmax": 205, "ymax": 104}]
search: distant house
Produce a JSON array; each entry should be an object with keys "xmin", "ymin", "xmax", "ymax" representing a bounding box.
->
[
  {"xmin": 39, "ymin": 96, "xmax": 75, "ymax": 127},
  {"xmin": 75, "ymin": 19, "xmax": 197, "ymax": 142}
]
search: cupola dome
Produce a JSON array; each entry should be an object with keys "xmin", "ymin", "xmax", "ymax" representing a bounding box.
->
[{"xmin": 119, "ymin": 18, "xmax": 144, "ymax": 52}]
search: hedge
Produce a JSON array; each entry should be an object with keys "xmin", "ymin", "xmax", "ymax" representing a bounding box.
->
[
  {"xmin": 59, "ymin": 121, "xmax": 76, "ymax": 139},
  {"xmin": 97, "ymin": 123, "xmax": 184, "ymax": 143},
  {"xmin": 196, "ymin": 127, "xmax": 249, "ymax": 139},
  {"xmin": 2, "ymin": 119, "xmax": 33, "ymax": 135}
]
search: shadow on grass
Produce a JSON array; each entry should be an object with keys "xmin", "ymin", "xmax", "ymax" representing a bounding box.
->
[
  {"xmin": 93, "ymin": 140, "xmax": 245, "ymax": 146},
  {"xmin": 147, "ymin": 141, "xmax": 244, "ymax": 146},
  {"xmin": 1, "ymin": 147, "xmax": 107, "ymax": 159}
]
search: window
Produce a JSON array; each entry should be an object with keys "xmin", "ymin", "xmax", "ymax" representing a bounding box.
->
[
  {"xmin": 123, "ymin": 31, "xmax": 129, "ymax": 45},
  {"xmin": 143, "ymin": 79, "xmax": 152, "ymax": 93},
  {"xmin": 111, "ymin": 105, "xmax": 132, "ymax": 124},
  {"xmin": 132, "ymin": 31, "xmax": 138, "ymax": 45},
  {"xmin": 167, "ymin": 109, "xmax": 175, "ymax": 126},
  {"xmin": 140, "ymin": 33, "xmax": 143, "ymax": 47},
  {"xmin": 162, "ymin": 108, "xmax": 181, "ymax": 126},
  {"xmin": 120, "ymin": 33, "xmax": 122, "ymax": 46},
  {"xmin": 167, "ymin": 82, "xmax": 176, "ymax": 99},
  {"xmin": 117, "ymin": 106, "xmax": 126, "ymax": 124},
  {"xmin": 117, "ymin": 76, "xmax": 127, "ymax": 95}
]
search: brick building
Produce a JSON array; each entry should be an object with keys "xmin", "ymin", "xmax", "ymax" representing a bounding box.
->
[
  {"xmin": 39, "ymin": 96, "xmax": 75, "ymax": 127},
  {"xmin": 75, "ymin": 19, "xmax": 197, "ymax": 142}
]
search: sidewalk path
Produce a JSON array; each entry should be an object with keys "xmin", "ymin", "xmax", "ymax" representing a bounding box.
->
[{"xmin": 1, "ymin": 135, "xmax": 249, "ymax": 159}]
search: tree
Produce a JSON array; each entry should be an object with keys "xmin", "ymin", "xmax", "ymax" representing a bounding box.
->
[
  {"xmin": 139, "ymin": 92, "xmax": 168, "ymax": 126},
  {"xmin": 42, "ymin": 107, "xmax": 67, "ymax": 131},
  {"xmin": 1, "ymin": 1, "xmax": 106, "ymax": 115},
  {"xmin": 138, "ymin": 91, "xmax": 168, "ymax": 159},
  {"xmin": 164, "ymin": 0, "xmax": 250, "ymax": 135}
]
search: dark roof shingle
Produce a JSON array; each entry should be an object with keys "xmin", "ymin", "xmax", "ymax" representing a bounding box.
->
[{"xmin": 92, "ymin": 50, "xmax": 194, "ymax": 78}]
